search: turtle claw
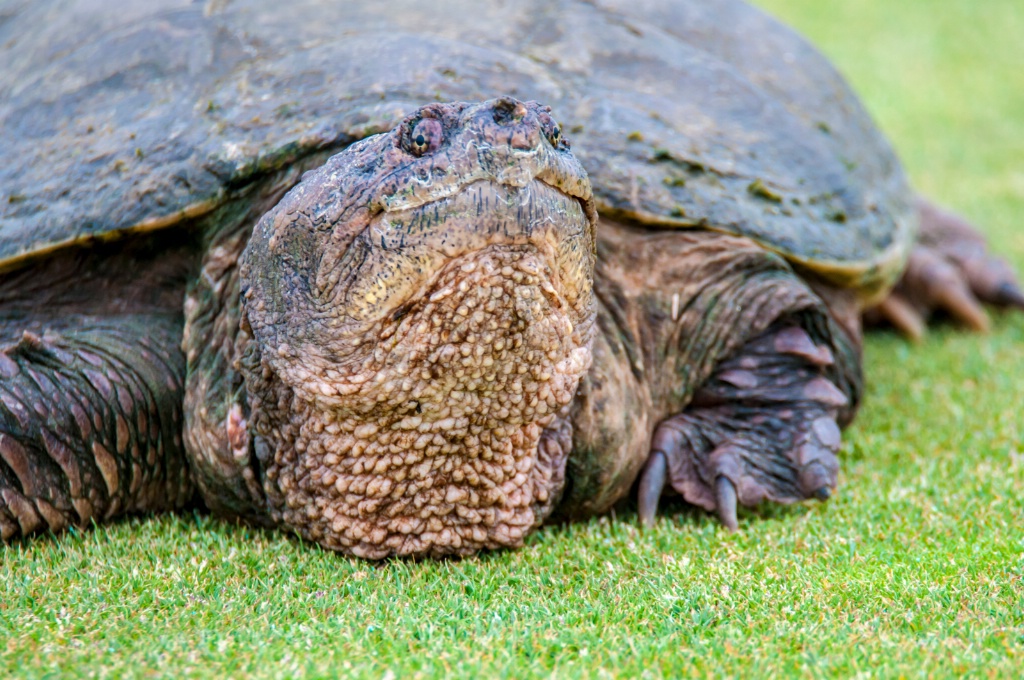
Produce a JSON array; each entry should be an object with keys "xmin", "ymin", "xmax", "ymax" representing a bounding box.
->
[
  {"xmin": 638, "ymin": 450, "xmax": 667, "ymax": 528},
  {"xmin": 874, "ymin": 293, "xmax": 926, "ymax": 342},
  {"xmin": 934, "ymin": 272, "xmax": 990, "ymax": 332},
  {"xmin": 995, "ymin": 282, "xmax": 1024, "ymax": 310},
  {"xmin": 638, "ymin": 323, "xmax": 845, "ymax": 532},
  {"xmin": 868, "ymin": 198, "xmax": 1024, "ymax": 337},
  {"xmin": 715, "ymin": 476, "xmax": 738, "ymax": 531}
]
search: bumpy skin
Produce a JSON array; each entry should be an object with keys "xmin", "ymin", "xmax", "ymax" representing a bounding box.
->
[
  {"xmin": 0, "ymin": 1, "xmax": 1018, "ymax": 555},
  {"xmin": 223, "ymin": 99, "xmax": 596, "ymax": 558}
]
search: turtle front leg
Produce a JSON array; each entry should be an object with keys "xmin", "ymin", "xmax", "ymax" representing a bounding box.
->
[
  {"xmin": 0, "ymin": 314, "xmax": 191, "ymax": 540},
  {"xmin": 866, "ymin": 197, "xmax": 1024, "ymax": 339},
  {"xmin": 561, "ymin": 224, "xmax": 862, "ymax": 530},
  {"xmin": 638, "ymin": 324, "xmax": 847, "ymax": 530},
  {"xmin": 0, "ymin": 234, "xmax": 199, "ymax": 541}
]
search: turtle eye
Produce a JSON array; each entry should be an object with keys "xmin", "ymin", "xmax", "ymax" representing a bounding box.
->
[
  {"xmin": 406, "ymin": 117, "xmax": 443, "ymax": 157},
  {"xmin": 538, "ymin": 111, "xmax": 567, "ymax": 149},
  {"xmin": 548, "ymin": 124, "xmax": 562, "ymax": 146}
]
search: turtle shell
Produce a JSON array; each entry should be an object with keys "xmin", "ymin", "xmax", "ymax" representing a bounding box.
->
[{"xmin": 0, "ymin": 0, "xmax": 913, "ymax": 293}]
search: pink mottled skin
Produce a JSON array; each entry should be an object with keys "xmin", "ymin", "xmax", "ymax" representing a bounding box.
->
[{"xmin": 233, "ymin": 98, "xmax": 597, "ymax": 557}]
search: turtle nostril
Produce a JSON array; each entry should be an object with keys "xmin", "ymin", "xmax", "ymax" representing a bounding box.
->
[{"xmin": 492, "ymin": 97, "xmax": 528, "ymax": 126}]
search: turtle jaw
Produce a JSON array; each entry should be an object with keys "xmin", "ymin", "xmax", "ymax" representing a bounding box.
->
[
  {"xmin": 240, "ymin": 176, "xmax": 596, "ymax": 559},
  {"xmin": 329, "ymin": 177, "xmax": 595, "ymax": 338}
]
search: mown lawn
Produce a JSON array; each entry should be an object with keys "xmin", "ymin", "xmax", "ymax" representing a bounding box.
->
[{"xmin": 2, "ymin": 0, "xmax": 1022, "ymax": 677}]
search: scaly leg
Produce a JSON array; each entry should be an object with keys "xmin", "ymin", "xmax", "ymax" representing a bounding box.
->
[
  {"xmin": 638, "ymin": 324, "xmax": 846, "ymax": 530},
  {"xmin": 0, "ymin": 233, "xmax": 196, "ymax": 540},
  {"xmin": 0, "ymin": 315, "xmax": 191, "ymax": 539}
]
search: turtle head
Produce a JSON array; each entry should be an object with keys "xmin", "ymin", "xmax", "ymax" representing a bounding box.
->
[{"xmin": 239, "ymin": 98, "xmax": 596, "ymax": 558}]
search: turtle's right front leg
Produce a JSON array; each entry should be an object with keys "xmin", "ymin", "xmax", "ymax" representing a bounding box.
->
[
  {"xmin": 0, "ymin": 233, "xmax": 200, "ymax": 541},
  {"xmin": 0, "ymin": 314, "xmax": 191, "ymax": 540}
]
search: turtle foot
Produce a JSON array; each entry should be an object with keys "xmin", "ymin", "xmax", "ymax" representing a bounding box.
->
[
  {"xmin": 638, "ymin": 324, "xmax": 847, "ymax": 530},
  {"xmin": 865, "ymin": 197, "xmax": 1024, "ymax": 340},
  {"xmin": 0, "ymin": 316, "xmax": 192, "ymax": 541}
]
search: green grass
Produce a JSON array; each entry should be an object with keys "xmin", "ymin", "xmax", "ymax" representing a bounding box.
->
[{"xmin": 3, "ymin": 0, "xmax": 1023, "ymax": 677}]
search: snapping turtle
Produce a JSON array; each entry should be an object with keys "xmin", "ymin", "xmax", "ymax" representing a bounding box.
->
[{"xmin": 1, "ymin": 0, "xmax": 1020, "ymax": 558}]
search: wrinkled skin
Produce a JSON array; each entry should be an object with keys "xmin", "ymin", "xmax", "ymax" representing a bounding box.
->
[{"xmin": 0, "ymin": 1, "xmax": 1021, "ymax": 558}]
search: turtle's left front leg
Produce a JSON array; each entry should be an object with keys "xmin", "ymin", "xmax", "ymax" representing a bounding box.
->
[
  {"xmin": 638, "ymin": 323, "xmax": 850, "ymax": 530},
  {"xmin": 561, "ymin": 224, "xmax": 863, "ymax": 529}
]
